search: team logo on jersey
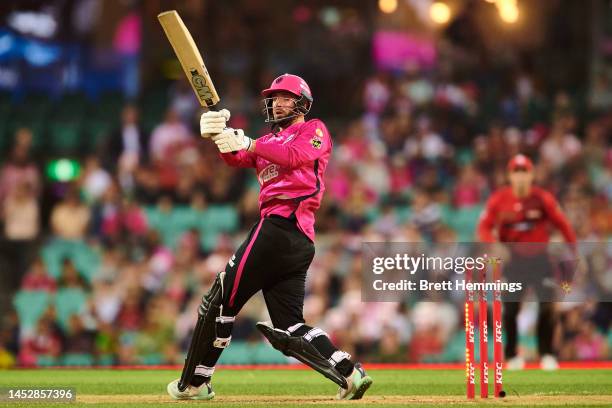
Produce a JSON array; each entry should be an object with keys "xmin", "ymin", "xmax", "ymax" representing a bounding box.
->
[
  {"xmin": 258, "ymin": 164, "xmax": 279, "ymax": 184},
  {"xmin": 311, "ymin": 135, "xmax": 322, "ymax": 149}
]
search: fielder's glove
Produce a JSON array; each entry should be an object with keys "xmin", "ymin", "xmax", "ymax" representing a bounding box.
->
[
  {"xmin": 212, "ymin": 128, "xmax": 254, "ymax": 153},
  {"xmin": 200, "ymin": 109, "xmax": 230, "ymax": 138}
]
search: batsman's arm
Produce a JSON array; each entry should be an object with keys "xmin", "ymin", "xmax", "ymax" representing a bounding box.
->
[
  {"xmin": 252, "ymin": 120, "xmax": 329, "ymax": 169},
  {"xmin": 219, "ymin": 150, "xmax": 257, "ymax": 168}
]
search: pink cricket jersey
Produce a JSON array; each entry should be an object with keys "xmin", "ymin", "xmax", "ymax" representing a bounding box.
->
[{"xmin": 219, "ymin": 119, "xmax": 331, "ymax": 241}]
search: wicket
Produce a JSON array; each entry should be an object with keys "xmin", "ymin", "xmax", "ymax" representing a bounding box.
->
[{"xmin": 465, "ymin": 262, "xmax": 504, "ymax": 398}]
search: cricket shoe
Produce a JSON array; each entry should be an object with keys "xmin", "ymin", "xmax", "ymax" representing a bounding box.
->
[
  {"xmin": 540, "ymin": 354, "xmax": 559, "ymax": 371},
  {"xmin": 167, "ymin": 379, "xmax": 215, "ymax": 400},
  {"xmin": 336, "ymin": 363, "xmax": 373, "ymax": 400},
  {"xmin": 506, "ymin": 355, "xmax": 525, "ymax": 370}
]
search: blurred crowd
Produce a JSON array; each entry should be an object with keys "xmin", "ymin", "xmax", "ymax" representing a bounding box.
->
[{"xmin": 0, "ymin": 62, "xmax": 610, "ymax": 368}]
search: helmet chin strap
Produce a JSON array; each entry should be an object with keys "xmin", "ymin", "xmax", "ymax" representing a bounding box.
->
[{"xmin": 272, "ymin": 115, "xmax": 300, "ymax": 131}]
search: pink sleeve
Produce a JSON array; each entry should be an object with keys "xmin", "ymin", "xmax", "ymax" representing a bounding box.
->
[
  {"xmin": 219, "ymin": 151, "xmax": 257, "ymax": 168},
  {"xmin": 254, "ymin": 120, "xmax": 330, "ymax": 169}
]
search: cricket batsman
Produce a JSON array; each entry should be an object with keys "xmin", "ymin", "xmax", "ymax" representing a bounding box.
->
[
  {"xmin": 477, "ymin": 154, "xmax": 577, "ymax": 370},
  {"xmin": 167, "ymin": 74, "xmax": 373, "ymax": 400}
]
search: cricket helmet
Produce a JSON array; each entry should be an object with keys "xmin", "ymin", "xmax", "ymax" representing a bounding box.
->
[{"xmin": 261, "ymin": 74, "xmax": 313, "ymax": 125}]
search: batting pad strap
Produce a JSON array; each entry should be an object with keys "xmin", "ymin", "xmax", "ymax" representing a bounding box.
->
[
  {"xmin": 195, "ymin": 365, "xmax": 215, "ymax": 377},
  {"xmin": 214, "ymin": 315, "xmax": 235, "ymax": 348},
  {"xmin": 328, "ymin": 350, "xmax": 351, "ymax": 366},
  {"xmin": 287, "ymin": 323, "xmax": 304, "ymax": 334},
  {"xmin": 304, "ymin": 327, "xmax": 327, "ymax": 341}
]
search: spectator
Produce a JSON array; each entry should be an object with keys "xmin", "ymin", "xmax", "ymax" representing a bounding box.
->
[
  {"xmin": 540, "ymin": 114, "xmax": 582, "ymax": 170},
  {"xmin": 21, "ymin": 258, "xmax": 56, "ymax": 292},
  {"xmin": 453, "ymin": 164, "xmax": 487, "ymax": 208},
  {"xmin": 63, "ymin": 315, "xmax": 96, "ymax": 354},
  {"xmin": 3, "ymin": 180, "xmax": 39, "ymax": 241},
  {"xmin": 149, "ymin": 108, "xmax": 191, "ymax": 163},
  {"xmin": 1, "ymin": 180, "xmax": 39, "ymax": 289},
  {"xmin": 107, "ymin": 105, "xmax": 147, "ymax": 180},
  {"xmin": 19, "ymin": 315, "xmax": 62, "ymax": 367},
  {"xmin": 0, "ymin": 128, "xmax": 40, "ymax": 205},
  {"xmin": 50, "ymin": 187, "xmax": 91, "ymax": 240},
  {"xmin": 80, "ymin": 156, "xmax": 112, "ymax": 204},
  {"xmin": 404, "ymin": 116, "xmax": 449, "ymax": 161}
]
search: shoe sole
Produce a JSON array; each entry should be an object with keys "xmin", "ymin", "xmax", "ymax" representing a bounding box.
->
[
  {"xmin": 167, "ymin": 382, "xmax": 215, "ymax": 400},
  {"xmin": 168, "ymin": 392, "xmax": 215, "ymax": 401},
  {"xmin": 350, "ymin": 376, "xmax": 373, "ymax": 400}
]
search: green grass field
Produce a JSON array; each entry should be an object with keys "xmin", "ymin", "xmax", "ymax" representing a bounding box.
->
[{"xmin": 0, "ymin": 369, "xmax": 611, "ymax": 407}]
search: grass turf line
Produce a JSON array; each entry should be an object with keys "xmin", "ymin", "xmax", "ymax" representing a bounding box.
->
[{"xmin": 0, "ymin": 369, "xmax": 610, "ymax": 407}]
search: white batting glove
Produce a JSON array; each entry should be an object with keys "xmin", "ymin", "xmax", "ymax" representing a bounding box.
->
[
  {"xmin": 200, "ymin": 109, "xmax": 230, "ymax": 138},
  {"xmin": 212, "ymin": 128, "xmax": 253, "ymax": 153}
]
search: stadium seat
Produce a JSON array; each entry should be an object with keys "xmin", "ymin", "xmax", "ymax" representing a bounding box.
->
[
  {"xmin": 420, "ymin": 331, "xmax": 466, "ymax": 363},
  {"xmin": 446, "ymin": 205, "xmax": 484, "ymax": 241},
  {"xmin": 71, "ymin": 242, "xmax": 101, "ymax": 282},
  {"xmin": 13, "ymin": 290, "xmax": 51, "ymax": 330},
  {"xmin": 41, "ymin": 240, "xmax": 69, "ymax": 280},
  {"xmin": 97, "ymin": 354, "xmax": 115, "ymax": 366},
  {"xmin": 217, "ymin": 341, "xmax": 248, "ymax": 364},
  {"xmin": 213, "ymin": 341, "xmax": 288, "ymax": 364},
  {"xmin": 54, "ymin": 288, "xmax": 87, "ymax": 330},
  {"xmin": 144, "ymin": 207, "xmax": 184, "ymax": 248},
  {"xmin": 36, "ymin": 355, "xmax": 59, "ymax": 367},
  {"xmin": 250, "ymin": 342, "xmax": 289, "ymax": 364},
  {"xmin": 42, "ymin": 239, "xmax": 100, "ymax": 283},
  {"xmin": 85, "ymin": 120, "xmax": 114, "ymax": 152},
  {"xmin": 49, "ymin": 122, "xmax": 83, "ymax": 153},
  {"xmin": 139, "ymin": 353, "xmax": 164, "ymax": 365},
  {"xmin": 61, "ymin": 353, "xmax": 94, "ymax": 367},
  {"xmin": 395, "ymin": 206, "xmax": 412, "ymax": 224},
  {"xmin": 204, "ymin": 205, "xmax": 239, "ymax": 232},
  {"xmin": 198, "ymin": 205, "xmax": 239, "ymax": 251}
]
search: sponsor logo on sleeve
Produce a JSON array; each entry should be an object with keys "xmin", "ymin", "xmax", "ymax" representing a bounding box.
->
[{"xmin": 311, "ymin": 129, "xmax": 323, "ymax": 149}]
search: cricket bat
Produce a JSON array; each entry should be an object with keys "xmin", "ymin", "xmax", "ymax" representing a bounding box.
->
[{"xmin": 158, "ymin": 10, "xmax": 220, "ymax": 108}]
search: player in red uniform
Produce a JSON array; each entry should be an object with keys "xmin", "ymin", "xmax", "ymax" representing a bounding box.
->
[{"xmin": 477, "ymin": 154, "xmax": 577, "ymax": 370}]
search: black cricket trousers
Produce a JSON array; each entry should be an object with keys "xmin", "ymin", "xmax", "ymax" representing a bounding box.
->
[
  {"xmin": 196, "ymin": 214, "xmax": 354, "ymax": 381},
  {"xmin": 222, "ymin": 214, "xmax": 315, "ymax": 328}
]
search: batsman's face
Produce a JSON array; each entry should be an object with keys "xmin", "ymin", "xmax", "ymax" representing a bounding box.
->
[
  {"xmin": 508, "ymin": 168, "xmax": 534, "ymax": 196},
  {"xmin": 271, "ymin": 91, "xmax": 297, "ymax": 120}
]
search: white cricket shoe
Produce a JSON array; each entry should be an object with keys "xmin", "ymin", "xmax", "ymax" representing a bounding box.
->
[
  {"xmin": 336, "ymin": 363, "xmax": 373, "ymax": 400},
  {"xmin": 167, "ymin": 379, "xmax": 215, "ymax": 400},
  {"xmin": 540, "ymin": 354, "xmax": 559, "ymax": 371},
  {"xmin": 506, "ymin": 355, "xmax": 525, "ymax": 370}
]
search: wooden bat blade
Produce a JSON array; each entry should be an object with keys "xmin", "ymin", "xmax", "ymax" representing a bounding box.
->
[{"xmin": 158, "ymin": 10, "xmax": 220, "ymax": 108}]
